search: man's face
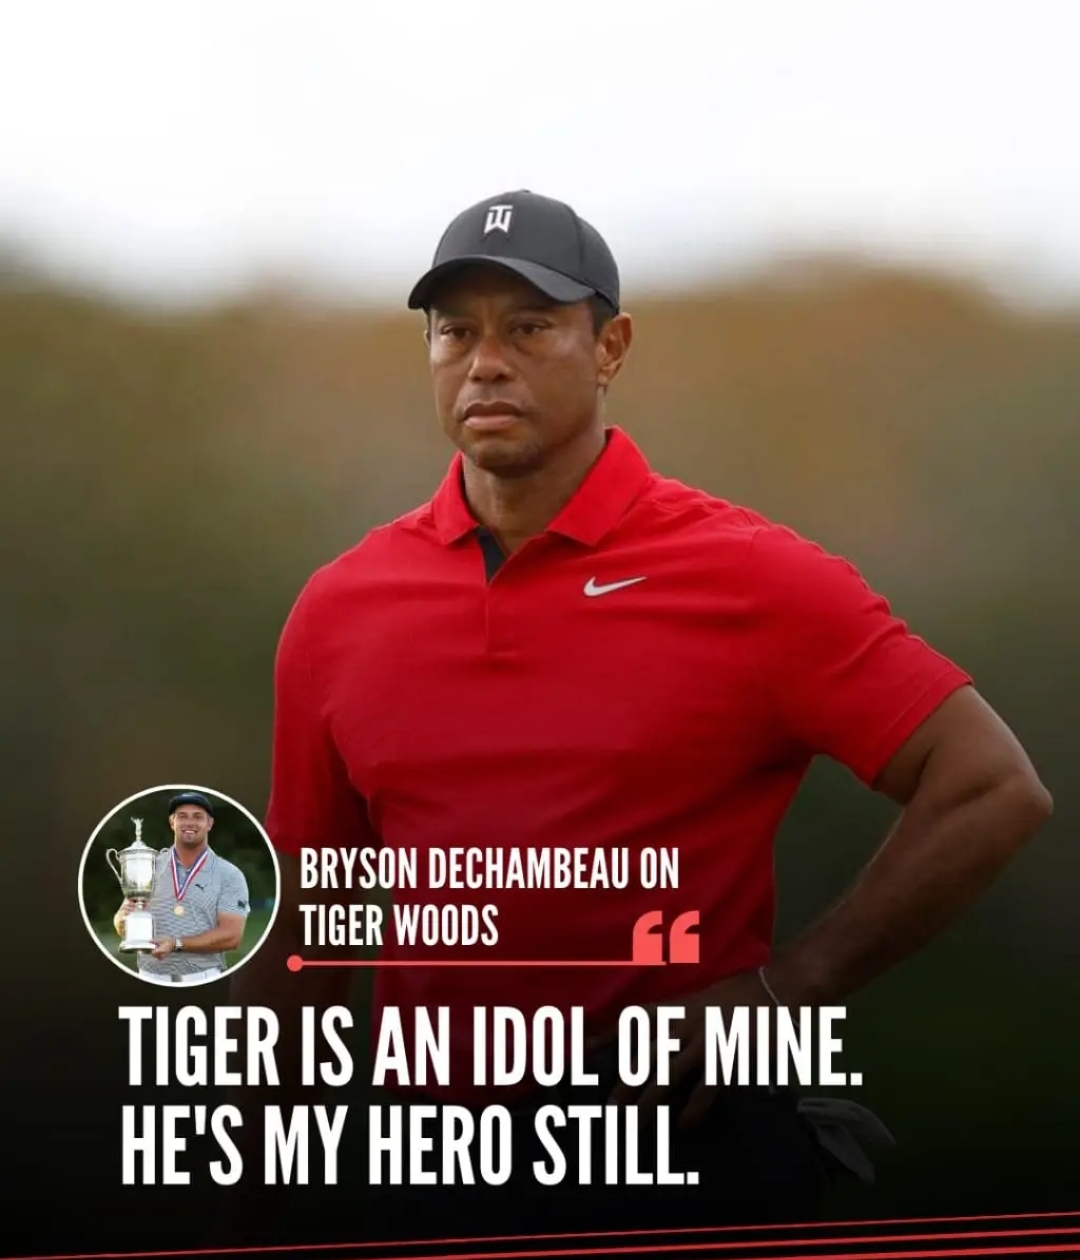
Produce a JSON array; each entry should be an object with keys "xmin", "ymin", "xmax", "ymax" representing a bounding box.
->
[
  {"xmin": 170, "ymin": 807, "xmax": 212, "ymax": 848},
  {"xmin": 427, "ymin": 266, "xmax": 630, "ymax": 477}
]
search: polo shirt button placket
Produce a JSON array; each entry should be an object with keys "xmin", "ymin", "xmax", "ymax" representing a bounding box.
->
[
  {"xmin": 477, "ymin": 527, "xmax": 537, "ymax": 660},
  {"xmin": 484, "ymin": 561, "xmax": 522, "ymax": 661}
]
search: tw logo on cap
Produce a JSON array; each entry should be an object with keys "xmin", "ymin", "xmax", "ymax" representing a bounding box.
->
[{"xmin": 483, "ymin": 204, "xmax": 513, "ymax": 235}]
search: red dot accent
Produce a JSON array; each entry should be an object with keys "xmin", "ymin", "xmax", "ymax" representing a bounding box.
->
[{"xmin": 286, "ymin": 954, "xmax": 304, "ymax": 972}]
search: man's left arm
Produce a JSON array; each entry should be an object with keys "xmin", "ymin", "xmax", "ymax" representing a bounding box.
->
[
  {"xmin": 614, "ymin": 527, "xmax": 1052, "ymax": 1116},
  {"xmin": 632, "ymin": 687, "xmax": 1052, "ymax": 1123},
  {"xmin": 768, "ymin": 684, "xmax": 1052, "ymax": 1006},
  {"xmin": 152, "ymin": 867, "xmax": 250, "ymax": 958},
  {"xmin": 752, "ymin": 523, "xmax": 1053, "ymax": 1004}
]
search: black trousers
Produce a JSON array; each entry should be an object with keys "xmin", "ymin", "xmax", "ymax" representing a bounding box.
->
[{"xmin": 364, "ymin": 1042, "xmax": 826, "ymax": 1244}]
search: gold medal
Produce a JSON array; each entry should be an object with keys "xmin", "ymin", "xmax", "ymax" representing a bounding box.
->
[{"xmin": 173, "ymin": 905, "xmax": 185, "ymax": 917}]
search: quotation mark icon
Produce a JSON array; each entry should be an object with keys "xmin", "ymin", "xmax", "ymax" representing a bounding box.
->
[{"xmin": 631, "ymin": 910, "xmax": 700, "ymax": 965}]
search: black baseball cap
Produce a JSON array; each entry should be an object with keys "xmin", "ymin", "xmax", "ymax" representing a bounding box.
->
[
  {"xmin": 407, "ymin": 190, "xmax": 620, "ymax": 313},
  {"xmin": 167, "ymin": 791, "xmax": 215, "ymax": 817}
]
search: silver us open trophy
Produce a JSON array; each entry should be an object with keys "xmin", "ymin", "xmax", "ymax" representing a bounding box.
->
[{"xmin": 105, "ymin": 819, "xmax": 161, "ymax": 953}]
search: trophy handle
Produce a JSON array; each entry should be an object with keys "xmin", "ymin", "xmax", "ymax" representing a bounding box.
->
[{"xmin": 105, "ymin": 849, "xmax": 122, "ymax": 885}]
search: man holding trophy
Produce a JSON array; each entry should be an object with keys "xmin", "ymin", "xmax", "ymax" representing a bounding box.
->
[{"xmin": 110, "ymin": 791, "xmax": 250, "ymax": 985}]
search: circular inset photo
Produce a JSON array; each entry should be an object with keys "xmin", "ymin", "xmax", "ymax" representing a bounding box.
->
[{"xmin": 78, "ymin": 784, "xmax": 280, "ymax": 986}]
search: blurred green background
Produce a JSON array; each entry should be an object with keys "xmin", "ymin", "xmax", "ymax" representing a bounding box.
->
[
  {"xmin": 4, "ymin": 256, "xmax": 1076, "ymax": 1221},
  {"xmin": 80, "ymin": 787, "xmax": 277, "ymax": 970}
]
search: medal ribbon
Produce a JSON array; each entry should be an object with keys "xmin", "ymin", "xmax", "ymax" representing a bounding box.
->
[{"xmin": 171, "ymin": 848, "xmax": 209, "ymax": 902}]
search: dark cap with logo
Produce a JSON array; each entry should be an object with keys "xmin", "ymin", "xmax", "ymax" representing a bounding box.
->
[
  {"xmin": 407, "ymin": 190, "xmax": 620, "ymax": 313},
  {"xmin": 167, "ymin": 791, "xmax": 215, "ymax": 817}
]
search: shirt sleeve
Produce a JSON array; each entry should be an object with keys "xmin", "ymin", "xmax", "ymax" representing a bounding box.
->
[
  {"xmin": 750, "ymin": 524, "xmax": 973, "ymax": 785},
  {"xmin": 265, "ymin": 573, "xmax": 377, "ymax": 856},
  {"xmin": 218, "ymin": 864, "xmax": 251, "ymax": 918}
]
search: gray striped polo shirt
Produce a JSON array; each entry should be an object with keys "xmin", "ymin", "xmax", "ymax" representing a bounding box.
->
[{"xmin": 137, "ymin": 845, "xmax": 250, "ymax": 980}]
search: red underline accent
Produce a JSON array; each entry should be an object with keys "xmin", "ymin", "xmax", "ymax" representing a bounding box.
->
[
  {"xmin": 389, "ymin": 1241, "xmax": 1080, "ymax": 1260},
  {"xmin": 11, "ymin": 1210, "xmax": 1080, "ymax": 1260},
  {"xmin": 288, "ymin": 956, "xmax": 639, "ymax": 970}
]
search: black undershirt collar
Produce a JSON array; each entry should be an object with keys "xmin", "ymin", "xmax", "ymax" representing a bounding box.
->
[{"xmin": 476, "ymin": 527, "xmax": 506, "ymax": 581}]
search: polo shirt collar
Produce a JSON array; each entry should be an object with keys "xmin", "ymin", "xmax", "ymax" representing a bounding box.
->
[
  {"xmin": 170, "ymin": 844, "xmax": 215, "ymax": 868},
  {"xmin": 431, "ymin": 426, "xmax": 652, "ymax": 549}
]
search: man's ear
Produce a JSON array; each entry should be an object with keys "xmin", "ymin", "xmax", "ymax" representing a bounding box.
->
[{"xmin": 597, "ymin": 312, "xmax": 634, "ymax": 389}]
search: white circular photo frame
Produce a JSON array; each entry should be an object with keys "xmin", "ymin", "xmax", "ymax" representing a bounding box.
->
[{"xmin": 77, "ymin": 783, "xmax": 281, "ymax": 987}]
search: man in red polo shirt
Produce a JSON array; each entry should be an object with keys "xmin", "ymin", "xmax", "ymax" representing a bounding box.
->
[{"xmin": 237, "ymin": 191, "xmax": 1051, "ymax": 1241}]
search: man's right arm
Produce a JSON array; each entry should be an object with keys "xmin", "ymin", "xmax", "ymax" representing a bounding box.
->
[
  {"xmin": 217, "ymin": 575, "xmax": 375, "ymax": 1238},
  {"xmin": 113, "ymin": 900, "xmax": 132, "ymax": 937},
  {"xmin": 231, "ymin": 571, "xmax": 375, "ymax": 1080}
]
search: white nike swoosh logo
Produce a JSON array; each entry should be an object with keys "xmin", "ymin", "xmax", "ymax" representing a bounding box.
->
[{"xmin": 584, "ymin": 576, "xmax": 648, "ymax": 597}]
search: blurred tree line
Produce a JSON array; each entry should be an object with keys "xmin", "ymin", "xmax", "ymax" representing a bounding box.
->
[{"xmin": 2, "ymin": 250, "xmax": 1076, "ymax": 1217}]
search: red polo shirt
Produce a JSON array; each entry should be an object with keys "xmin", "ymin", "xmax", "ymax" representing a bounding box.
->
[{"xmin": 266, "ymin": 427, "xmax": 970, "ymax": 1099}]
